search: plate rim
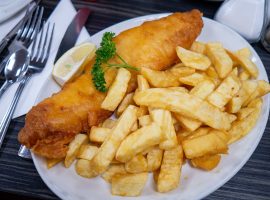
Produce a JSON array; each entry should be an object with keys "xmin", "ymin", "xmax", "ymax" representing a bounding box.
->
[{"xmin": 32, "ymin": 13, "xmax": 270, "ymax": 200}]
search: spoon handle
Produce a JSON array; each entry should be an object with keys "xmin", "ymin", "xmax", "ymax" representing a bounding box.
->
[
  {"xmin": 0, "ymin": 75, "xmax": 31, "ymax": 149},
  {"xmin": 0, "ymin": 80, "xmax": 12, "ymax": 99}
]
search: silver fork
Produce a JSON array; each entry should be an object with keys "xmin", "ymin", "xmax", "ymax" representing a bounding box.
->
[
  {"xmin": 0, "ymin": 6, "xmax": 44, "ymax": 82},
  {"xmin": 8, "ymin": 6, "xmax": 44, "ymax": 53},
  {"xmin": 0, "ymin": 22, "xmax": 55, "ymax": 154}
]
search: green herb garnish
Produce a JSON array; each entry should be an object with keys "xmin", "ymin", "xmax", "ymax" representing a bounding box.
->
[{"xmin": 91, "ymin": 32, "xmax": 138, "ymax": 92}]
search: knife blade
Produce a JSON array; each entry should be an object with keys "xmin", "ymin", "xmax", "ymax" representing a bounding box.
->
[
  {"xmin": 54, "ymin": 8, "xmax": 91, "ymax": 64},
  {"xmin": 0, "ymin": 0, "xmax": 40, "ymax": 56}
]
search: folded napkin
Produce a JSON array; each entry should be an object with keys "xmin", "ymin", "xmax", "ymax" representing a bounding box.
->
[{"xmin": 0, "ymin": 0, "xmax": 91, "ymax": 120}]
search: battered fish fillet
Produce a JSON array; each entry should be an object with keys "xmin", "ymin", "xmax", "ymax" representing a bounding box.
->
[{"xmin": 18, "ymin": 10, "xmax": 203, "ymax": 158}]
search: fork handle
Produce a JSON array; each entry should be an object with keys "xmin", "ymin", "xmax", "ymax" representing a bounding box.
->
[
  {"xmin": 0, "ymin": 75, "xmax": 31, "ymax": 149},
  {"xmin": 0, "ymin": 80, "xmax": 12, "ymax": 99}
]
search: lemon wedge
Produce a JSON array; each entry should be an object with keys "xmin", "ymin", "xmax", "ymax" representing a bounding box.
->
[{"xmin": 53, "ymin": 42, "xmax": 96, "ymax": 86}]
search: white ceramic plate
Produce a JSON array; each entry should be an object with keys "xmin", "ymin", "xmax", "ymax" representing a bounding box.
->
[{"xmin": 32, "ymin": 14, "xmax": 270, "ymax": 200}]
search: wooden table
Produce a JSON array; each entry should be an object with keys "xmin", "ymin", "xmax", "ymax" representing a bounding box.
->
[{"xmin": 0, "ymin": 0, "xmax": 269, "ymax": 199}]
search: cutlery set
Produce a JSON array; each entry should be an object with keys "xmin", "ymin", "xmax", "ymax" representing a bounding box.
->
[{"xmin": 0, "ymin": 1, "xmax": 91, "ymax": 159}]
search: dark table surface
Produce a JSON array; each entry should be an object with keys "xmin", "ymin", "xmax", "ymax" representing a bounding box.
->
[{"xmin": 0, "ymin": 0, "xmax": 270, "ymax": 200}]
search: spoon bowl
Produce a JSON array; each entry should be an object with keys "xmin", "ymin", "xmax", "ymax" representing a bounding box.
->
[{"xmin": 0, "ymin": 49, "xmax": 29, "ymax": 98}]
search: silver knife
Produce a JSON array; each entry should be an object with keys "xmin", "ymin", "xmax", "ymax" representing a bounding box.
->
[
  {"xmin": 0, "ymin": 0, "xmax": 40, "ymax": 56},
  {"xmin": 18, "ymin": 7, "xmax": 91, "ymax": 159},
  {"xmin": 54, "ymin": 8, "xmax": 91, "ymax": 63}
]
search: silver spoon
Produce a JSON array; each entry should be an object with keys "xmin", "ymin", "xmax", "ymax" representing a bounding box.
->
[{"xmin": 0, "ymin": 49, "xmax": 29, "ymax": 98}]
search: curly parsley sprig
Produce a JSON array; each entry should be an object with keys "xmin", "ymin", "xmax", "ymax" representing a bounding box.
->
[{"xmin": 91, "ymin": 32, "xmax": 138, "ymax": 92}]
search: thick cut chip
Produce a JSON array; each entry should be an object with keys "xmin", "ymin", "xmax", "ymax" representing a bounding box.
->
[
  {"xmin": 147, "ymin": 146, "xmax": 163, "ymax": 171},
  {"xmin": 228, "ymin": 98, "xmax": 262, "ymax": 144},
  {"xmin": 88, "ymin": 105, "xmax": 139, "ymax": 176},
  {"xmin": 138, "ymin": 115, "xmax": 152, "ymax": 127},
  {"xmin": 116, "ymin": 92, "xmax": 135, "ymax": 117},
  {"xmin": 125, "ymin": 154, "xmax": 148, "ymax": 173},
  {"xmin": 134, "ymin": 88, "xmax": 234, "ymax": 130},
  {"xmin": 184, "ymin": 127, "xmax": 211, "ymax": 140},
  {"xmin": 179, "ymin": 73, "xmax": 205, "ymax": 86},
  {"xmin": 131, "ymin": 120, "xmax": 138, "ymax": 132},
  {"xmin": 190, "ymin": 41, "xmax": 206, "ymax": 54},
  {"xmin": 176, "ymin": 46, "xmax": 211, "ymax": 70},
  {"xmin": 227, "ymin": 50, "xmax": 258, "ymax": 77},
  {"xmin": 239, "ymin": 70, "xmax": 250, "ymax": 81},
  {"xmin": 102, "ymin": 118, "xmax": 117, "ymax": 128},
  {"xmin": 111, "ymin": 173, "xmax": 148, "ymax": 197},
  {"xmin": 137, "ymin": 75, "xmax": 150, "ymax": 118},
  {"xmin": 227, "ymin": 80, "xmax": 257, "ymax": 113},
  {"xmin": 206, "ymin": 42, "xmax": 233, "ymax": 78},
  {"xmin": 191, "ymin": 154, "xmax": 221, "ymax": 171},
  {"xmin": 89, "ymin": 127, "xmax": 111, "ymax": 143},
  {"xmin": 207, "ymin": 68, "xmax": 241, "ymax": 108},
  {"xmin": 170, "ymin": 63, "xmax": 196, "ymax": 77},
  {"xmin": 101, "ymin": 68, "xmax": 131, "ymax": 111},
  {"xmin": 46, "ymin": 158, "xmax": 62, "ymax": 169},
  {"xmin": 64, "ymin": 134, "xmax": 88, "ymax": 168},
  {"xmin": 174, "ymin": 113, "xmax": 201, "ymax": 132},
  {"xmin": 137, "ymin": 75, "xmax": 150, "ymax": 91},
  {"xmin": 75, "ymin": 159, "xmax": 93, "ymax": 178},
  {"xmin": 141, "ymin": 67, "xmax": 180, "ymax": 87},
  {"xmin": 149, "ymin": 109, "xmax": 178, "ymax": 150},
  {"xmin": 77, "ymin": 144, "xmax": 98, "ymax": 160},
  {"xmin": 116, "ymin": 123, "xmax": 164, "ymax": 162},
  {"xmin": 157, "ymin": 145, "xmax": 183, "ymax": 193},
  {"xmin": 167, "ymin": 87, "xmax": 189, "ymax": 93},
  {"xmin": 190, "ymin": 79, "xmax": 216, "ymax": 100},
  {"xmin": 236, "ymin": 47, "xmax": 251, "ymax": 58},
  {"xmin": 243, "ymin": 80, "xmax": 270, "ymax": 106},
  {"xmin": 101, "ymin": 164, "xmax": 127, "ymax": 183},
  {"xmin": 237, "ymin": 107, "xmax": 255, "ymax": 120},
  {"xmin": 182, "ymin": 131, "xmax": 228, "ymax": 159}
]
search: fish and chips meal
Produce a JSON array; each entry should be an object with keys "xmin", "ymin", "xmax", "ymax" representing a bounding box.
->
[{"xmin": 18, "ymin": 9, "xmax": 270, "ymax": 196}]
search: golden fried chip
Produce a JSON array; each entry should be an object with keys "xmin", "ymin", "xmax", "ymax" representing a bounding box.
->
[
  {"xmin": 89, "ymin": 127, "xmax": 111, "ymax": 143},
  {"xmin": 190, "ymin": 41, "xmax": 206, "ymax": 54},
  {"xmin": 149, "ymin": 109, "xmax": 178, "ymax": 150},
  {"xmin": 190, "ymin": 79, "xmax": 216, "ymax": 100},
  {"xmin": 116, "ymin": 92, "xmax": 135, "ymax": 117},
  {"xmin": 77, "ymin": 144, "xmax": 98, "ymax": 160},
  {"xmin": 116, "ymin": 123, "xmax": 164, "ymax": 162},
  {"xmin": 101, "ymin": 164, "xmax": 127, "ymax": 183},
  {"xmin": 239, "ymin": 70, "xmax": 250, "ymax": 81},
  {"xmin": 125, "ymin": 154, "xmax": 148, "ymax": 173},
  {"xmin": 170, "ymin": 63, "xmax": 196, "ymax": 77},
  {"xmin": 64, "ymin": 134, "xmax": 88, "ymax": 168},
  {"xmin": 179, "ymin": 73, "xmax": 205, "ymax": 86},
  {"xmin": 101, "ymin": 68, "xmax": 131, "ymax": 111},
  {"xmin": 228, "ymin": 98, "xmax": 262, "ymax": 144},
  {"xmin": 207, "ymin": 68, "xmax": 241, "ymax": 108},
  {"xmin": 237, "ymin": 107, "xmax": 255, "ymax": 120},
  {"xmin": 111, "ymin": 173, "xmax": 148, "ymax": 197},
  {"xmin": 141, "ymin": 67, "xmax": 180, "ymax": 87},
  {"xmin": 176, "ymin": 46, "xmax": 211, "ymax": 70},
  {"xmin": 75, "ymin": 159, "xmax": 93, "ymax": 178},
  {"xmin": 206, "ymin": 42, "xmax": 233, "ymax": 78},
  {"xmin": 157, "ymin": 145, "xmax": 183, "ymax": 193},
  {"xmin": 182, "ymin": 131, "xmax": 228, "ymax": 159},
  {"xmin": 191, "ymin": 154, "xmax": 221, "ymax": 171},
  {"xmin": 174, "ymin": 113, "xmax": 202, "ymax": 132},
  {"xmin": 134, "ymin": 88, "xmax": 234, "ymax": 130},
  {"xmin": 138, "ymin": 115, "xmax": 152, "ymax": 127},
  {"xmin": 147, "ymin": 146, "xmax": 163, "ymax": 171},
  {"xmin": 89, "ymin": 105, "xmax": 139, "ymax": 176},
  {"xmin": 102, "ymin": 118, "xmax": 117, "ymax": 128}
]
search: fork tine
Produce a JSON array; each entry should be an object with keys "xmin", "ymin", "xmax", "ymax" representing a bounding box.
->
[
  {"xmin": 16, "ymin": 5, "xmax": 32, "ymax": 39},
  {"xmin": 30, "ymin": 7, "xmax": 44, "ymax": 41},
  {"xmin": 32, "ymin": 21, "xmax": 45, "ymax": 61},
  {"xmin": 25, "ymin": 6, "xmax": 40, "ymax": 44},
  {"xmin": 43, "ymin": 23, "xmax": 55, "ymax": 63},
  {"xmin": 18, "ymin": 10, "xmax": 34, "ymax": 41},
  {"xmin": 39, "ymin": 22, "xmax": 50, "ymax": 62}
]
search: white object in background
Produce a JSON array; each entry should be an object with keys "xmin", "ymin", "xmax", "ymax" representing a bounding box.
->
[
  {"xmin": 214, "ymin": 0, "xmax": 266, "ymax": 43},
  {"xmin": 0, "ymin": 0, "xmax": 32, "ymax": 23}
]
